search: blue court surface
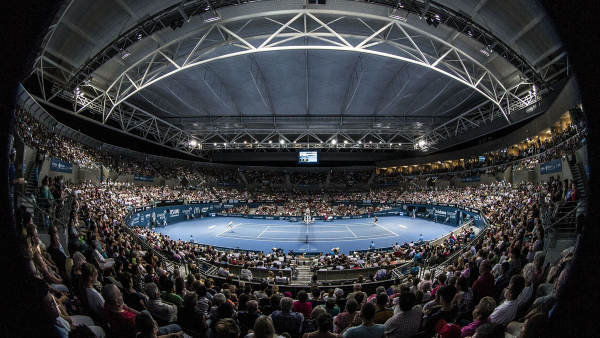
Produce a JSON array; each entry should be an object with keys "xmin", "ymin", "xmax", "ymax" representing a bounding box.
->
[{"xmin": 154, "ymin": 216, "xmax": 458, "ymax": 254}]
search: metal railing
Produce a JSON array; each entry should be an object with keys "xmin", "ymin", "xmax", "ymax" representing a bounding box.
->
[{"xmin": 18, "ymin": 190, "xmax": 68, "ymax": 229}]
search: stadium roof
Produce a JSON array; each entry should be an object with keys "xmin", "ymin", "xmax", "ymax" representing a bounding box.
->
[{"xmin": 28, "ymin": 0, "xmax": 569, "ymax": 161}]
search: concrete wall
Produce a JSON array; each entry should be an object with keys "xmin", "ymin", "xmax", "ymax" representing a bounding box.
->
[
  {"xmin": 164, "ymin": 179, "xmax": 180, "ymax": 188},
  {"xmin": 38, "ymin": 157, "xmax": 80, "ymax": 184},
  {"xmin": 436, "ymin": 180, "xmax": 450, "ymax": 189},
  {"xmin": 79, "ymin": 168, "xmax": 101, "ymax": 184},
  {"xmin": 23, "ymin": 145, "xmax": 37, "ymax": 179},
  {"xmin": 536, "ymin": 158, "xmax": 572, "ymax": 183}
]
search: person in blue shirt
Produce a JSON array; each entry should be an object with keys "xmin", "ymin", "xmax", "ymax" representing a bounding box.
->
[
  {"xmin": 189, "ymin": 235, "xmax": 194, "ymax": 243},
  {"xmin": 414, "ymin": 251, "xmax": 422, "ymax": 262},
  {"xmin": 419, "ymin": 234, "xmax": 424, "ymax": 244},
  {"xmin": 370, "ymin": 241, "xmax": 375, "ymax": 249}
]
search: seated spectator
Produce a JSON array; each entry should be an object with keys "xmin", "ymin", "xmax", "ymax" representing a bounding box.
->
[
  {"xmin": 241, "ymin": 263, "xmax": 253, "ymax": 281},
  {"xmin": 80, "ymin": 263, "xmax": 105, "ymax": 321},
  {"xmin": 135, "ymin": 310, "xmax": 184, "ymax": 338},
  {"xmin": 26, "ymin": 224, "xmax": 69, "ymax": 293},
  {"xmin": 434, "ymin": 320, "xmax": 461, "ymax": 338},
  {"xmin": 452, "ymin": 277, "xmax": 473, "ymax": 314},
  {"xmin": 161, "ymin": 279, "xmax": 183, "ymax": 312},
  {"xmin": 275, "ymin": 271, "xmax": 289, "ymax": 285},
  {"xmin": 262, "ymin": 294, "xmax": 281, "ymax": 317},
  {"xmin": 271, "ymin": 297, "xmax": 304, "ymax": 338},
  {"xmin": 460, "ymin": 296, "xmax": 496, "ymax": 337},
  {"xmin": 239, "ymin": 300, "xmax": 263, "ymax": 337},
  {"xmin": 178, "ymin": 292, "xmax": 207, "ymax": 338},
  {"xmin": 372, "ymin": 293, "xmax": 393, "ymax": 324},
  {"xmin": 472, "ymin": 260, "xmax": 495, "ymax": 305},
  {"xmin": 322, "ymin": 298, "xmax": 340, "ymax": 318},
  {"xmin": 493, "ymin": 262, "xmax": 511, "ymax": 302},
  {"xmin": 145, "ymin": 282, "xmax": 178, "ymax": 324},
  {"xmin": 489, "ymin": 275, "xmax": 526, "ymax": 327},
  {"xmin": 517, "ymin": 312, "xmax": 548, "ymax": 338},
  {"xmin": 51, "ymin": 293, "xmax": 106, "ymax": 338},
  {"xmin": 301, "ymin": 313, "xmax": 339, "ymax": 338},
  {"xmin": 517, "ymin": 264, "xmax": 535, "ymax": 310},
  {"xmin": 334, "ymin": 299, "xmax": 358, "ymax": 333},
  {"xmin": 249, "ymin": 315, "xmax": 285, "ymax": 338},
  {"xmin": 120, "ymin": 271, "xmax": 147, "ymax": 311},
  {"xmin": 216, "ymin": 318, "xmax": 240, "ymax": 338},
  {"xmin": 342, "ymin": 303, "xmax": 384, "ymax": 338},
  {"xmin": 384, "ymin": 291, "xmax": 422, "ymax": 338},
  {"xmin": 195, "ymin": 284, "xmax": 211, "ymax": 316},
  {"xmin": 471, "ymin": 323, "xmax": 505, "ymax": 338},
  {"xmin": 293, "ymin": 291, "xmax": 313, "ymax": 319},
  {"xmin": 102, "ymin": 284, "xmax": 139, "ymax": 338},
  {"xmin": 423, "ymin": 285, "xmax": 457, "ymax": 336},
  {"xmin": 303, "ymin": 305, "xmax": 327, "ymax": 334}
]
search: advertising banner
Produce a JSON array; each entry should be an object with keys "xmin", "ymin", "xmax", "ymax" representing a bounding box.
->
[
  {"xmin": 134, "ymin": 175, "xmax": 154, "ymax": 182},
  {"xmin": 50, "ymin": 158, "xmax": 73, "ymax": 173},
  {"xmin": 217, "ymin": 182, "xmax": 238, "ymax": 186},
  {"xmin": 540, "ymin": 158, "xmax": 562, "ymax": 175},
  {"xmin": 461, "ymin": 176, "xmax": 481, "ymax": 183}
]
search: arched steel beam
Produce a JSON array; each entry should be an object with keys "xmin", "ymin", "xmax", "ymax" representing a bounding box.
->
[{"xmin": 94, "ymin": 10, "xmax": 512, "ymax": 124}]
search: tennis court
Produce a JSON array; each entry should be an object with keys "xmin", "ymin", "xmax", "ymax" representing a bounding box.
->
[{"xmin": 154, "ymin": 215, "xmax": 459, "ymax": 253}]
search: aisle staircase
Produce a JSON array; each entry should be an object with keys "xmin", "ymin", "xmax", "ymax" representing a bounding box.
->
[{"xmin": 292, "ymin": 265, "xmax": 313, "ymax": 286}]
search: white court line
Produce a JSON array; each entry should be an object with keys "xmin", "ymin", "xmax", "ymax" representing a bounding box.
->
[
  {"xmin": 208, "ymin": 226, "xmax": 216, "ymax": 229},
  {"xmin": 257, "ymin": 226, "xmax": 270, "ymax": 238},
  {"xmin": 215, "ymin": 233, "xmax": 396, "ymax": 242},
  {"xmin": 376, "ymin": 224, "xmax": 399, "ymax": 236},
  {"xmin": 266, "ymin": 230, "xmax": 348, "ymax": 233},
  {"xmin": 346, "ymin": 226, "xmax": 357, "ymax": 238},
  {"xmin": 398, "ymin": 225, "xmax": 407, "ymax": 228},
  {"xmin": 216, "ymin": 224, "xmax": 240, "ymax": 236}
]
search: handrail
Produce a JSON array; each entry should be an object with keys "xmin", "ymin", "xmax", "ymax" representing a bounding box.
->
[
  {"xmin": 543, "ymin": 197, "xmax": 588, "ymax": 231},
  {"xmin": 17, "ymin": 190, "xmax": 68, "ymax": 229},
  {"xmin": 391, "ymin": 219, "xmax": 483, "ymax": 279}
]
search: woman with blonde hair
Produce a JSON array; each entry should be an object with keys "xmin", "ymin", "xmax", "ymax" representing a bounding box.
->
[
  {"xmin": 266, "ymin": 270, "xmax": 275, "ymax": 283},
  {"xmin": 26, "ymin": 224, "xmax": 69, "ymax": 293},
  {"xmin": 248, "ymin": 315, "xmax": 284, "ymax": 338}
]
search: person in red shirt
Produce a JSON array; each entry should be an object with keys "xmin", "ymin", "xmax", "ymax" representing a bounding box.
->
[
  {"xmin": 471, "ymin": 260, "xmax": 495, "ymax": 304},
  {"xmin": 292, "ymin": 290, "xmax": 313, "ymax": 319},
  {"xmin": 102, "ymin": 284, "xmax": 140, "ymax": 338}
]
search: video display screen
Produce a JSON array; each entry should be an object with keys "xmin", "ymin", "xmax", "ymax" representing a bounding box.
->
[{"xmin": 298, "ymin": 151, "xmax": 319, "ymax": 164}]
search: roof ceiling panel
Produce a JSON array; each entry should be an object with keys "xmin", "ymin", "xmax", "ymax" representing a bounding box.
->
[{"xmin": 31, "ymin": 0, "xmax": 568, "ymax": 156}]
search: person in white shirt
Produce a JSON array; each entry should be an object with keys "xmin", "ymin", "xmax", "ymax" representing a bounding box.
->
[{"xmin": 490, "ymin": 275, "xmax": 526, "ymax": 327}]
